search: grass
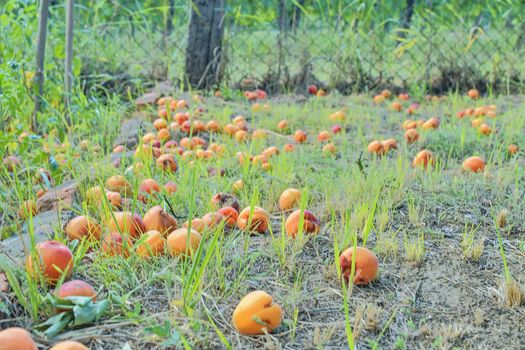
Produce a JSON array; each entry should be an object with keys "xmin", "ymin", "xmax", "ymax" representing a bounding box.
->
[{"xmin": 0, "ymin": 90, "xmax": 525, "ymax": 349}]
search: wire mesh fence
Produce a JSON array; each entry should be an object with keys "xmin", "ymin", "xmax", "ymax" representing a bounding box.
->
[{"xmin": 8, "ymin": 0, "xmax": 525, "ymax": 96}]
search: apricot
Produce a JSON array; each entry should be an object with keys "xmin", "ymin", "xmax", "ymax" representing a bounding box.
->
[
  {"xmin": 156, "ymin": 154, "xmax": 178, "ymax": 172},
  {"xmin": 294, "ymin": 130, "xmax": 307, "ymax": 143},
  {"xmin": 182, "ymin": 218, "xmax": 206, "ymax": 233},
  {"xmin": 462, "ymin": 156, "xmax": 485, "ymax": 173},
  {"xmin": 252, "ymin": 129, "xmax": 267, "ymax": 140},
  {"xmin": 382, "ymin": 139, "xmax": 397, "ymax": 152},
  {"xmin": 277, "ymin": 120, "xmax": 289, "ymax": 130},
  {"xmin": 262, "ymin": 146, "xmax": 279, "ymax": 159},
  {"xmin": 49, "ymin": 341, "xmax": 89, "ymax": 350},
  {"xmin": 322, "ymin": 143, "xmax": 337, "ymax": 156},
  {"xmin": 380, "ymin": 89, "xmax": 392, "ymax": 98},
  {"xmin": 283, "ymin": 143, "xmax": 295, "ymax": 152},
  {"xmin": 18, "ymin": 199, "xmax": 37, "ymax": 219},
  {"xmin": 479, "ymin": 123, "xmax": 492, "ymax": 135},
  {"xmin": 164, "ymin": 181, "xmax": 178, "ymax": 193},
  {"xmin": 339, "ymin": 246, "xmax": 378, "ymax": 285},
  {"xmin": 413, "ymin": 150, "xmax": 434, "ymax": 168},
  {"xmin": 217, "ymin": 207, "xmax": 239, "ymax": 227},
  {"xmin": 137, "ymin": 230, "xmax": 166, "ymax": 258},
  {"xmin": 211, "ymin": 193, "xmax": 241, "ymax": 212},
  {"xmin": 329, "ymin": 111, "xmax": 346, "ymax": 122},
  {"xmin": 101, "ymin": 232, "xmax": 133, "ymax": 257},
  {"xmin": 106, "ymin": 212, "xmax": 146, "ymax": 239},
  {"xmin": 139, "ymin": 178, "xmax": 160, "ymax": 198},
  {"xmin": 202, "ymin": 212, "xmax": 224, "ymax": 228},
  {"xmin": 153, "ymin": 118, "xmax": 168, "ymax": 131},
  {"xmin": 317, "ymin": 131, "xmax": 331, "ymax": 142},
  {"xmin": 398, "ymin": 93, "xmax": 410, "ymax": 100},
  {"xmin": 166, "ymin": 228, "xmax": 201, "ymax": 256},
  {"xmin": 373, "ymin": 94, "xmax": 385, "ymax": 103},
  {"xmin": 471, "ymin": 118, "xmax": 484, "ymax": 128},
  {"xmin": 157, "ymin": 128, "xmax": 171, "ymax": 142},
  {"xmin": 391, "ymin": 102, "xmax": 402, "ymax": 112},
  {"xmin": 232, "ymin": 179, "xmax": 244, "ymax": 193},
  {"xmin": 404, "ymin": 129, "xmax": 419, "ymax": 144},
  {"xmin": 307, "ymin": 84, "xmax": 318, "ymax": 95},
  {"xmin": 332, "ymin": 124, "xmax": 342, "ymax": 134},
  {"xmin": 508, "ymin": 144, "xmax": 519, "ymax": 155},
  {"xmin": 232, "ymin": 290, "xmax": 282, "ymax": 335},
  {"xmin": 367, "ymin": 140, "xmax": 383, "ymax": 154},
  {"xmin": 467, "ymin": 88, "xmax": 479, "ymax": 99},
  {"xmin": 285, "ymin": 209, "xmax": 320, "ymax": 238},
  {"xmin": 237, "ymin": 206, "xmax": 270, "ymax": 233},
  {"xmin": 235, "ymin": 130, "xmax": 249, "ymax": 143},
  {"xmin": 224, "ymin": 123, "xmax": 239, "ymax": 136},
  {"xmin": 402, "ymin": 120, "xmax": 417, "ymax": 130},
  {"xmin": 105, "ymin": 175, "xmax": 130, "ymax": 195},
  {"xmin": 206, "ymin": 120, "xmax": 221, "ymax": 133},
  {"xmin": 422, "ymin": 117, "xmax": 439, "ymax": 129},
  {"xmin": 56, "ymin": 279, "xmax": 96, "ymax": 301},
  {"xmin": 0, "ymin": 327, "xmax": 37, "ymax": 350},
  {"xmin": 278, "ymin": 188, "xmax": 301, "ymax": 211},
  {"xmin": 26, "ymin": 241, "xmax": 73, "ymax": 284},
  {"xmin": 65, "ymin": 216, "xmax": 101, "ymax": 241},
  {"xmin": 143, "ymin": 206, "xmax": 178, "ymax": 235}
]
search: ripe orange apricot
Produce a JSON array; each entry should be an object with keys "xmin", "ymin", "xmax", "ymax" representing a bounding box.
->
[
  {"xmin": 479, "ymin": 123, "xmax": 492, "ymax": 135},
  {"xmin": 404, "ymin": 129, "xmax": 419, "ymax": 144},
  {"xmin": 217, "ymin": 207, "xmax": 239, "ymax": 227},
  {"xmin": 471, "ymin": 118, "xmax": 483, "ymax": 128},
  {"xmin": 284, "ymin": 209, "xmax": 320, "ymax": 238},
  {"xmin": 329, "ymin": 111, "xmax": 346, "ymax": 122},
  {"xmin": 164, "ymin": 181, "xmax": 178, "ymax": 193},
  {"xmin": 26, "ymin": 241, "xmax": 73, "ymax": 284},
  {"xmin": 382, "ymin": 139, "xmax": 397, "ymax": 152},
  {"xmin": 65, "ymin": 216, "xmax": 101, "ymax": 241},
  {"xmin": 237, "ymin": 206, "xmax": 270, "ymax": 233},
  {"xmin": 182, "ymin": 218, "xmax": 206, "ymax": 233},
  {"xmin": 413, "ymin": 150, "xmax": 434, "ymax": 168},
  {"xmin": 277, "ymin": 120, "xmax": 289, "ymax": 130},
  {"xmin": 462, "ymin": 156, "xmax": 485, "ymax": 173},
  {"xmin": 143, "ymin": 206, "xmax": 178, "ymax": 235},
  {"xmin": 467, "ymin": 88, "xmax": 479, "ymax": 99},
  {"xmin": 283, "ymin": 143, "xmax": 295, "ymax": 152},
  {"xmin": 508, "ymin": 144, "xmax": 518, "ymax": 155},
  {"xmin": 339, "ymin": 246, "xmax": 379, "ymax": 285},
  {"xmin": 101, "ymin": 232, "xmax": 133, "ymax": 257},
  {"xmin": 105, "ymin": 175, "xmax": 130, "ymax": 195},
  {"xmin": 402, "ymin": 120, "xmax": 417, "ymax": 130},
  {"xmin": 278, "ymin": 188, "xmax": 301, "ymax": 211},
  {"xmin": 373, "ymin": 94, "xmax": 385, "ymax": 103},
  {"xmin": 56, "ymin": 279, "xmax": 96, "ymax": 301},
  {"xmin": 367, "ymin": 140, "xmax": 383, "ymax": 154},
  {"xmin": 153, "ymin": 118, "xmax": 168, "ymax": 131},
  {"xmin": 317, "ymin": 131, "xmax": 331, "ymax": 142},
  {"xmin": 398, "ymin": 93, "xmax": 410, "ymax": 100},
  {"xmin": 166, "ymin": 228, "xmax": 201, "ymax": 256},
  {"xmin": 202, "ymin": 212, "xmax": 224, "ymax": 228},
  {"xmin": 294, "ymin": 130, "xmax": 307, "ymax": 143},
  {"xmin": 232, "ymin": 290, "xmax": 282, "ymax": 335},
  {"xmin": 0, "ymin": 327, "xmax": 37, "ymax": 350},
  {"xmin": 136, "ymin": 230, "xmax": 166, "ymax": 258},
  {"xmin": 322, "ymin": 143, "xmax": 337, "ymax": 156},
  {"xmin": 262, "ymin": 146, "xmax": 279, "ymax": 159},
  {"xmin": 380, "ymin": 89, "xmax": 392, "ymax": 98},
  {"xmin": 391, "ymin": 102, "xmax": 402, "ymax": 112},
  {"xmin": 105, "ymin": 212, "xmax": 146, "ymax": 239},
  {"xmin": 49, "ymin": 341, "xmax": 89, "ymax": 350},
  {"xmin": 252, "ymin": 129, "xmax": 267, "ymax": 140},
  {"xmin": 422, "ymin": 117, "xmax": 439, "ymax": 129},
  {"xmin": 235, "ymin": 130, "xmax": 249, "ymax": 143}
]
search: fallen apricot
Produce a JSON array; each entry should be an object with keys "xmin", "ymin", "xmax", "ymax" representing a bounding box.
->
[
  {"xmin": 166, "ymin": 228, "xmax": 201, "ymax": 256},
  {"xmin": 105, "ymin": 212, "xmax": 146, "ymax": 239},
  {"xmin": 143, "ymin": 206, "xmax": 178, "ymax": 235},
  {"xmin": 101, "ymin": 232, "xmax": 133, "ymax": 257},
  {"xmin": 105, "ymin": 175, "xmax": 130, "ymax": 195},
  {"xmin": 137, "ymin": 230, "xmax": 166, "ymax": 258},
  {"xmin": 508, "ymin": 144, "xmax": 519, "ymax": 155},
  {"xmin": 467, "ymin": 88, "xmax": 479, "ymax": 99},
  {"xmin": 65, "ymin": 216, "xmax": 101, "ymax": 241},
  {"xmin": 339, "ymin": 246, "xmax": 378, "ymax": 285},
  {"xmin": 294, "ymin": 130, "xmax": 307, "ymax": 143},
  {"xmin": 462, "ymin": 156, "xmax": 485, "ymax": 173},
  {"xmin": 413, "ymin": 150, "xmax": 434, "ymax": 168},
  {"xmin": 232, "ymin": 290, "xmax": 282, "ymax": 335},
  {"xmin": 56, "ymin": 279, "xmax": 96, "ymax": 301},
  {"xmin": 404, "ymin": 129, "xmax": 419, "ymax": 144},
  {"xmin": 217, "ymin": 207, "xmax": 239, "ymax": 227},
  {"xmin": 26, "ymin": 241, "xmax": 73, "ymax": 284},
  {"xmin": 367, "ymin": 140, "xmax": 383, "ymax": 154},
  {"xmin": 278, "ymin": 188, "xmax": 301, "ymax": 211},
  {"xmin": 0, "ymin": 327, "xmax": 37, "ymax": 350},
  {"xmin": 182, "ymin": 218, "xmax": 206, "ymax": 233},
  {"xmin": 284, "ymin": 209, "xmax": 320, "ymax": 237},
  {"xmin": 237, "ymin": 206, "xmax": 270, "ymax": 233},
  {"xmin": 18, "ymin": 199, "xmax": 37, "ymax": 220}
]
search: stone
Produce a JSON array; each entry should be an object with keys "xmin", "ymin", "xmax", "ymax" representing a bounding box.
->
[{"xmin": 37, "ymin": 180, "xmax": 78, "ymax": 212}]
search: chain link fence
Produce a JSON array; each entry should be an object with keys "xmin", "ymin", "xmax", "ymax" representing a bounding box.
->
[{"xmin": 58, "ymin": 0, "xmax": 525, "ymax": 95}]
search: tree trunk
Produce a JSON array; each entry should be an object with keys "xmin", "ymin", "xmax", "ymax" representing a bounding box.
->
[
  {"xmin": 185, "ymin": 0, "xmax": 224, "ymax": 89},
  {"xmin": 32, "ymin": 0, "xmax": 50, "ymax": 131},
  {"xmin": 64, "ymin": 0, "xmax": 74, "ymax": 126}
]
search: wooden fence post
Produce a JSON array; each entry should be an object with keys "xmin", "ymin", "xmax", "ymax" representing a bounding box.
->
[{"xmin": 185, "ymin": 0, "xmax": 225, "ymax": 89}]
